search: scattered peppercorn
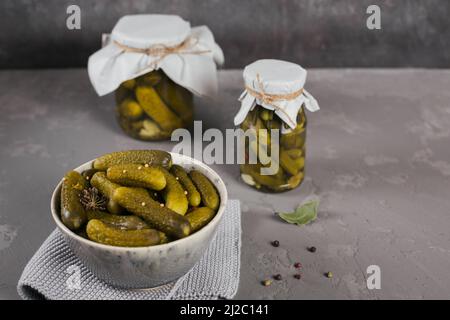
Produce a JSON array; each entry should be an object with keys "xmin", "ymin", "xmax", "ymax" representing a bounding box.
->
[
  {"xmin": 271, "ymin": 240, "xmax": 280, "ymax": 247},
  {"xmin": 262, "ymin": 279, "xmax": 272, "ymax": 287},
  {"xmin": 273, "ymin": 274, "xmax": 282, "ymax": 281},
  {"xmin": 294, "ymin": 274, "xmax": 301, "ymax": 280},
  {"xmin": 325, "ymin": 272, "xmax": 333, "ymax": 278},
  {"xmin": 294, "ymin": 262, "xmax": 302, "ymax": 269},
  {"xmin": 308, "ymin": 246, "xmax": 317, "ymax": 253}
]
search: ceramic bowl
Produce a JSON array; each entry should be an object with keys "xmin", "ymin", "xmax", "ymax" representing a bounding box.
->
[{"xmin": 50, "ymin": 152, "xmax": 228, "ymax": 289}]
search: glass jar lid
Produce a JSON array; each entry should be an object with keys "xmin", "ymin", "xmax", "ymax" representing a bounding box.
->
[
  {"xmin": 235, "ymin": 59, "xmax": 319, "ymax": 129},
  {"xmin": 243, "ymin": 59, "xmax": 306, "ymax": 96},
  {"xmin": 88, "ymin": 14, "xmax": 224, "ymax": 97},
  {"xmin": 111, "ymin": 14, "xmax": 191, "ymax": 49}
]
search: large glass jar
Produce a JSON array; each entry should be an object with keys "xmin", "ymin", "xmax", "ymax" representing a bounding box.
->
[
  {"xmin": 240, "ymin": 106, "xmax": 307, "ymax": 192},
  {"xmin": 115, "ymin": 70, "xmax": 194, "ymax": 141},
  {"xmin": 88, "ymin": 15, "xmax": 223, "ymax": 141}
]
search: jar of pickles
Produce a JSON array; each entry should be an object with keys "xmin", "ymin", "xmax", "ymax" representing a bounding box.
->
[
  {"xmin": 88, "ymin": 14, "xmax": 224, "ymax": 140},
  {"xmin": 234, "ymin": 59, "xmax": 320, "ymax": 192},
  {"xmin": 115, "ymin": 70, "xmax": 194, "ymax": 140}
]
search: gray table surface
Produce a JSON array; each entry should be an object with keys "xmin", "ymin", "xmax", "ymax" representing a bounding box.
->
[{"xmin": 1, "ymin": 69, "xmax": 450, "ymax": 299}]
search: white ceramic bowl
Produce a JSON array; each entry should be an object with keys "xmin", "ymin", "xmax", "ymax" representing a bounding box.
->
[{"xmin": 50, "ymin": 152, "xmax": 228, "ymax": 289}]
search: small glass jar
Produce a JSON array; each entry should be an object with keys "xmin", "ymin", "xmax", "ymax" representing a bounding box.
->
[
  {"xmin": 240, "ymin": 105, "xmax": 307, "ymax": 192},
  {"xmin": 115, "ymin": 70, "xmax": 194, "ymax": 140},
  {"xmin": 235, "ymin": 59, "xmax": 319, "ymax": 193}
]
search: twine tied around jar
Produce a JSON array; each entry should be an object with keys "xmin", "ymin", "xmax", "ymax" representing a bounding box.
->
[
  {"xmin": 113, "ymin": 36, "xmax": 211, "ymax": 67},
  {"xmin": 245, "ymin": 74, "xmax": 304, "ymax": 127}
]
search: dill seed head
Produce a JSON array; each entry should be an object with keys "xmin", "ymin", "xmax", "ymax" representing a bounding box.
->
[{"xmin": 79, "ymin": 187, "xmax": 107, "ymax": 211}]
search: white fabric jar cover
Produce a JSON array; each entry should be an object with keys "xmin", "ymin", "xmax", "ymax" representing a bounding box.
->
[
  {"xmin": 88, "ymin": 14, "xmax": 224, "ymax": 97},
  {"xmin": 234, "ymin": 59, "xmax": 319, "ymax": 130}
]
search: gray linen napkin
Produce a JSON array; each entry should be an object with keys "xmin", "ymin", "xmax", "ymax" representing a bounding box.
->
[{"xmin": 18, "ymin": 200, "xmax": 241, "ymax": 300}]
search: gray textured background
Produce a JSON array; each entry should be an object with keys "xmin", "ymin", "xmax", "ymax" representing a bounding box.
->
[
  {"xmin": 1, "ymin": 0, "xmax": 449, "ymax": 69},
  {"xmin": 1, "ymin": 69, "xmax": 450, "ymax": 299}
]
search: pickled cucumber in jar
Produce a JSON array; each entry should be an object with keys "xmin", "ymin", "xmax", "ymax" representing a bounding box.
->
[
  {"xmin": 115, "ymin": 70, "xmax": 194, "ymax": 141},
  {"xmin": 239, "ymin": 106, "xmax": 307, "ymax": 192}
]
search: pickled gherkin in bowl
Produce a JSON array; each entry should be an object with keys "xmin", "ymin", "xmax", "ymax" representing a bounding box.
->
[
  {"xmin": 50, "ymin": 150, "xmax": 228, "ymax": 288},
  {"xmin": 240, "ymin": 107, "xmax": 307, "ymax": 192},
  {"xmin": 57, "ymin": 150, "xmax": 221, "ymax": 246},
  {"xmin": 115, "ymin": 71, "xmax": 194, "ymax": 141}
]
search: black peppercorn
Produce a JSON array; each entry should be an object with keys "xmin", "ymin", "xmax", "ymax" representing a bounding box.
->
[
  {"xmin": 308, "ymin": 246, "xmax": 316, "ymax": 253},
  {"xmin": 271, "ymin": 240, "xmax": 280, "ymax": 247},
  {"xmin": 273, "ymin": 274, "xmax": 282, "ymax": 281}
]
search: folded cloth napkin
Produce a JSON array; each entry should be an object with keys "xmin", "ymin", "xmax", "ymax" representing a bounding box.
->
[{"xmin": 18, "ymin": 200, "xmax": 241, "ymax": 300}]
